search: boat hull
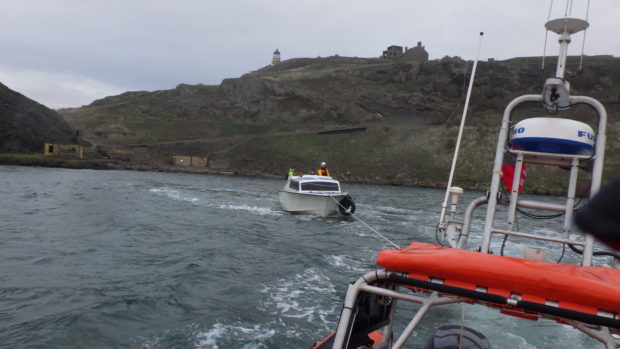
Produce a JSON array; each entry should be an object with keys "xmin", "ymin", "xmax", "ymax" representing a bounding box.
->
[{"xmin": 278, "ymin": 191, "xmax": 346, "ymax": 217}]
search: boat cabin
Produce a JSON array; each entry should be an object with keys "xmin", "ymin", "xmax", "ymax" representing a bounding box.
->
[{"xmin": 286, "ymin": 175, "xmax": 341, "ymax": 193}]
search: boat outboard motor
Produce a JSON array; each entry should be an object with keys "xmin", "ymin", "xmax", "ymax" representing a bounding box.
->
[
  {"xmin": 424, "ymin": 325, "xmax": 491, "ymax": 349},
  {"xmin": 338, "ymin": 195, "xmax": 356, "ymax": 216}
]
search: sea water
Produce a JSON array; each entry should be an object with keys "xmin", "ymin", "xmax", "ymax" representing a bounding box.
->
[{"xmin": 0, "ymin": 166, "xmax": 600, "ymax": 348}]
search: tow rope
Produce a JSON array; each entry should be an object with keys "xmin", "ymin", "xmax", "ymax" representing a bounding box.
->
[{"xmin": 330, "ymin": 196, "xmax": 401, "ymax": 249}]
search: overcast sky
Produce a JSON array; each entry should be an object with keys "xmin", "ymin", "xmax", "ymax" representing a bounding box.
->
[{"xmin": 0, "ymin": 0, "xmax": 618, "ymax": 109}]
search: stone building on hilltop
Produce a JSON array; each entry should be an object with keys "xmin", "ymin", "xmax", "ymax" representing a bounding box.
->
[
  {"xmin": 402, "ymin": 42, "xmax": 428, "ymax": 62},
  {"xmin": 272, "ymin": 49, "xmax": 281, "ymax": 65},
  {"xmin": 383, "ymin": 45, "xmax": 403, "ymax": 58},
  {"xmin": 382, "ymin": 42, "xmax": 428, "ymax": 63}
]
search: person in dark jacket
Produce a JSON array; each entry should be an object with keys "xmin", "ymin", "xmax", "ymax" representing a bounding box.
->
[{"xmin": 574, "ymin": 176, "xmax": 620, "ymax": 251}]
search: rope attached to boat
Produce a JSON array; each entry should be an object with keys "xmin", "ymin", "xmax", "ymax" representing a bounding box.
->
[
  {"xmin": 459, "ymin": 303, "xmax": 465, "ymax": 349},
  {"xmin": 329, "ymin": 196, "xmax": 401, "ymax": 249}
]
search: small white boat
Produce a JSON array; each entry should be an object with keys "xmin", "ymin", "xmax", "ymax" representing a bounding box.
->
[{"xmin": 278, "ymin": 175, "xmax": 355, "ymax": 217}]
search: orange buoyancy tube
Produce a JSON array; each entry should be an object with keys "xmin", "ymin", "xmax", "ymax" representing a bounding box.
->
[{"xmin": 376, "ymin": 242, "xmax": 620, "ymax": 316}]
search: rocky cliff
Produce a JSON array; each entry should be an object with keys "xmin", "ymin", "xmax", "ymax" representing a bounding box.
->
[{"xmin": 0, "ymin": 82, "xmax": 77, "ymax": 153}]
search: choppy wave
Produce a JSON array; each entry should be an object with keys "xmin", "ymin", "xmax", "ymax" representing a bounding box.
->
[
  {"xmin": 217, "ymin": 204, "xmax": 283, "ymax": 216},
  {"xmin": 149, "ymin": 187, "xmax": 201, "ymax": 204},
  {"xmin": 149, "ymin": 187, "xmax": 282, "ymax": 216},
  {"xmin": 195, "ymin": 323, "xmax": 275, "ymax": 349},
  {"xmin": 259, "ymin": 268, "xmax": 337, "ymax": 328},
  {"xmin": 325, "ymin": 254, "xmax": 370, "ymax": 273},
  {"xmin": 373, "ymin": 205, "xmax": 421, "ymax": 215},
  {"xmin": 503, "ymin": 331, "xmax": 538, "ymax": 349}
]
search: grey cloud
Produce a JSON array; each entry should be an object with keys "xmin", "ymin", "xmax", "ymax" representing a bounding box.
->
[{"xmin": 0, "ymin": 0, "xmax": 617, "ymax": 108}]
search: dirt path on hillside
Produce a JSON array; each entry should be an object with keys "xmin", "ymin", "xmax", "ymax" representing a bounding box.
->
[{"xmin": 122, "ymin": 127, "xmax": 363, "ymax": 148}]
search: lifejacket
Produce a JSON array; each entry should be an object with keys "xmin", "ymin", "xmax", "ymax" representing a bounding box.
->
[
  {"xmin": 286, "ymin": 169, "xmax": 295, "ymax": 179},
  {"xmin": 317, "ymin": 168, "xmax": 330, "ymax": 176}
]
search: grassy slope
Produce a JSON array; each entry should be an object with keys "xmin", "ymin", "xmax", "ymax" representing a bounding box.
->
[{"xmin": 60, "ymin": 55, "xmax": 620, "ymax": 193}]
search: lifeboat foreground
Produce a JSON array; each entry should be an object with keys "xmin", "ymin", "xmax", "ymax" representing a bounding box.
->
[{"xmin": 312, "ymin": 7, "xmax": 620, "ymax": 349}]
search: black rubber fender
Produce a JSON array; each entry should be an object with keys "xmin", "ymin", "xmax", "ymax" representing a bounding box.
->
[
  {"xmin": 424, "ymin": 325, "xmax": 490, "ymax": 349},
  {"xmin": 338, "ymin": 195, "xmax": 356, "ymax": 216}
]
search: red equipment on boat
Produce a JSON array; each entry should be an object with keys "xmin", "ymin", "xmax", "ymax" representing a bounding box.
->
[
  {"xmin": 501, "ymin": 163, "xmax": 527, "ymax": 193},
  {"xmin": 377, "ymin": 242, "xmax": 620, "ymax": 318}
]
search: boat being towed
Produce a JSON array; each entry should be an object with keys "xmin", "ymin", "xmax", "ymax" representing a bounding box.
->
[
  {"xmin": 312, "ymin": 6, "xmax": 620, "ymax": 349},
  {"xmin": 279, "ymin": 175, "xmax": 356, "ymax": 217}
]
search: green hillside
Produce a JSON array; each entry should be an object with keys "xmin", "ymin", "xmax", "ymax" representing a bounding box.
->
[{"xmin": 59, "ymin": 55, "xmax": 620, "ymax": 192}]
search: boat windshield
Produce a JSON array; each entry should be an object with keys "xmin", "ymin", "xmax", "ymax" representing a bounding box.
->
[
  {"xmin": 289, "ymin": 181, "xmax": 300, "ymax": 191},
  {"xmin": 301, "ymin": 182, "xmax": 339, "ymax": 192}
]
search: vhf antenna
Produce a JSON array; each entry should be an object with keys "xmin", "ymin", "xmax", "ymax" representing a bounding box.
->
[{"xmin": 543, "ymin": 0, "xmax": 591, "ymax": 72}]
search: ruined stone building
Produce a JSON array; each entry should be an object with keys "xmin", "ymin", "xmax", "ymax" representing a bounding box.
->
[
  {"xmin": 382, "ymin": 42, "xmax": 428, "ymax": 63},
  {"xmin": 382, "ymin": 45, "xmax": 403, "ymax": 58},
  {"xmin": 402, "ymin": 42, "xmax": 428, "ymax": 62}
]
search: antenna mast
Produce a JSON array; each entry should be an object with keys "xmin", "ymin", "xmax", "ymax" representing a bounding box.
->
[
  {"xmin": 542, "ymin": 0, "xmax": 555, "ymax": 70},
  {"xmin": 438, "ymin": 32, "xmax": 484, "ymax": 228},
  {"xmin": 542, "ymin": 9, "xmax": 589, "ymax": 110},
  {"xmin": 579, "ymin": 0, "xmax": 591, "ymax": 70}
]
